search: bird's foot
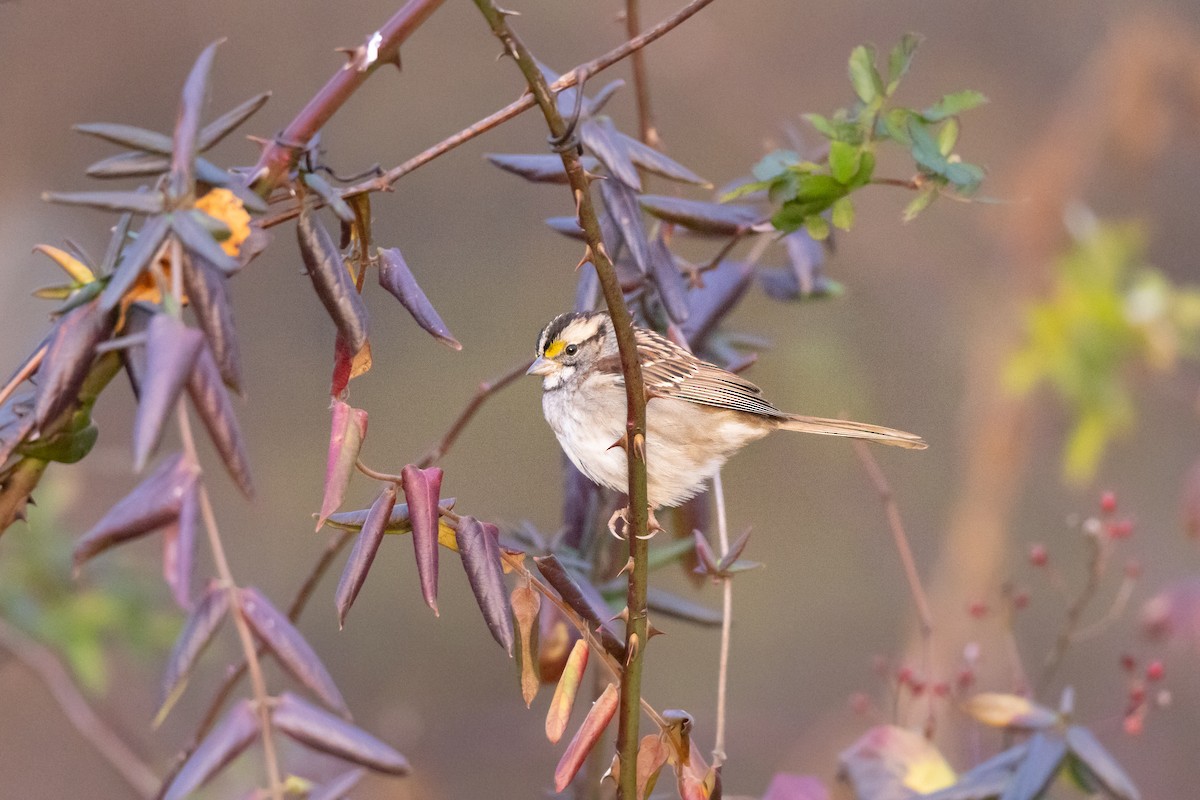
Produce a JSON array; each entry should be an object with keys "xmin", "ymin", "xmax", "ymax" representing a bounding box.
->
[{"xmin": 607, "ymin": 507, "xmax": 662, "ymax": 540}]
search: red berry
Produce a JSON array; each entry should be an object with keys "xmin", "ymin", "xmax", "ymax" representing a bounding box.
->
[
  {"xmin": 933, "ymin": 682, "xmax": 950, "ymax": 698},
  {"xmin": 896, "ymin": 666, "xmax": 914, "ymax": 686},
  {"xmin": 1120, "ymin": 653, "xmax": 1137, "ymax": 673},
  {"xmin": 1101, "ymin": 491, "xmax": 1117, "ymax": 514},
  {"xmin": 1012, "ymin": 590, "xmax": 1031, "ymax": 610},
  {"xmin": 1108, "ymin": 519, "xmax": 1134, "ymax": 539},
  {"xmin": 968, "ymin": 600, "xmax": 988, "ymax": 618},
  {"xmin": 1123, "ymin": 714, "xmax": 1144, "ymax": 736},
  {"xmin": 1146, "ymin": 661, "xmax": 1165, "ymax": 682},
  {"xmin": 1028, "ymin": 544, "xmax": 1048, "ymax": 566}
]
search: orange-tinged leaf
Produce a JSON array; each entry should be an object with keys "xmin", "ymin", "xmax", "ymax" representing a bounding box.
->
[
  {"xmin": 554, "ymin": 682, "xmax": 618, "ymax": 792},
  {"xmin": 961, "ymin": 692, "xmax": 1058, "ymax": 730},
  {"xmin": 675, "ymin": 747, "xmax": 714, "ymax": 800},
  {"xmin": 194, "ymin": 189, "xmax": 250, "ymax": 256},
  {"xmin": 636, "ymin": 735, "xmax": 669, "ymax": 800},
  {"xmin": 538, "ymin": 603, "xmax": 577, "ymax": 684},
  {"xmin": 512, "ymin": 585, "xmax": 541, "ymax": 707},
  {"xmin": 316, "ymin": 401, "xmax": 367, "ymax": 531},
  {"xmin": 546, "ymin": 639, "xmax": 589, "ymax": 743},
  {"xmin": 33, "ymin": 244, "xmax": 95, "ymax": 284}
]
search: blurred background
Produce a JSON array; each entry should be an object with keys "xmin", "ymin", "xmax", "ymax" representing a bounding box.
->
[{"xmin": 2, "ymin": 0, "xmax": 1200, "ymax": 797}]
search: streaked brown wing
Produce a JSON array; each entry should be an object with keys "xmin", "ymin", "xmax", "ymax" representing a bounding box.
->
[{"xmin": 632, "ymin": 327, "xmax": 787, "ymax": 419}]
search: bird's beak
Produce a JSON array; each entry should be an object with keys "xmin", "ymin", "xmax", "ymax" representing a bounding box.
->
[{"xmin": 526, "ymin": 356, "xmax": 557, "ymax": 376}]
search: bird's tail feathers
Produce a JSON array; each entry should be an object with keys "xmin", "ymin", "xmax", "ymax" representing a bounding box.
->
[{"xmin": 778, "ymin": 414, "xmax": 927, "ymax": 450}]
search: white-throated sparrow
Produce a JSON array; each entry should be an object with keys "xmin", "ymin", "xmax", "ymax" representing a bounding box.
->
[{"xmin": 529, "ymin": 311, "xmax": 925, "ymax": 529}]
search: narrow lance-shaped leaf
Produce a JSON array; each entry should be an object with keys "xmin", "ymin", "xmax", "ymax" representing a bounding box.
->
[
  {"xmin": 545, "ymin": 639, "xmax": 589, "ymax": 744},
  {"xmin": 961, "ymin": 693, "xmax": 1058, "ymax": 731},
  {"xmin": 302, "ymin": 172, "xmax": 355, "ymax": 223},
  {"xmin": 171, "ymin": 210, "xmax": 240, "ymax": 274},
  {"xmin": 33, "ymin": 299, "xmax": 113, "ymax": 428},
  {"xmin": 325, "ymin": 497, "xmax": 456, "ymax": 533},
  {"xmin": 1065, "ymin": 726, "xmax": 1140, "ymax": 800},
  {"xmin": 272, "ymin": 692, "xmax": 410, "ymax": 775},
  {"xmin": 186, "ymin": 345, "xmax": 254, "ymax": 498},
  {"xmin": 73, "ymin": 453, "xmax": 199, "ymax": 569},
  {"xmin": 538, "ymin": 601, "xmax": 578, "ymax": 684},
  {"xmin": 99, "ymin": 212, "xmax": 135, "ymax": 276},
  {"xmin": 401, "ymin": 465, "xmax": 443, "ymax": 614},
  {"xmin": 335, "ymin": 484, "xmax": 396, "ymax": 629},
  {"xmin": 692, "ymin": 530, "xmax": 719, "ymax": 576},
  {"xmin": 317, "ymin": 401, "xmax": 368, "ymax": 531},
  {"xmin": 193, "ymin": 158, "xmax": 270, "ymax": 214},
  {"xmin": 534, "ymin": 555, "xmax": 625, "ymax": 661},
  {"xmin": 33, "ymin": 244, "xmax": 95, "ymax": 285},
  {"xmin": 717, "ymin": 526, "xmax": 754, "ymax": 572},
  {"xmin": 133, "ymin": 314, "xmax": 204, "ymax": 471},
  {"xmin": 156, "ymin": 582, "xmax": 230, "ymax": 724},
  {"xmin": 645, "ymin": 587, "xmax": 723, "ymax": 626},
  {"xmin": 615, "ymin": 131, "xmax": 710, "ymax": 187},
  {"xmin": 638, "ymin": 195, "xmax": 762, "ymax": 236},
  {"xmin": 580, "ymin": 117, "xmax": 642, "ymax": 191},
  {"xmin": 636, "ymin": 734, "xmax": 671, "ymax": 800},
  {"xmin": 1001, "ymin": 733, "xmax": 1067, "ymax": 800},
  {"xmin": 485, "ymin": 153, "xmax": 601, "ymax": 184},
  {"xmin": 298, "ymin": 206, "xmax": 369, "ymax": 353},
  {"xmin": 161, "ymin": 483, "xmax": 198, "ymax": 610},
  {"xmin": 512, "ymin": 584, "xmax": 541, "ymax": 707},
  {"xmin": 73, "ymin": 121, "xmax": 173, "ymax": 154},
  {"xmin": 42, "ymin": 190, "xmax": 166, "ymax": 216},
  {"xmin": 99, "ymin": 214, "xmax": 171, "ymax": 312},
  {"xmin": 163, "ymin": 699, "xmax": 259, "ymax": 800},
  {"xmin": 86, "ymin": 151, "xmax": 171, "ymax": 180},
  {"xmin": 377, "ymin": 248, "xmax": 461, "ymax": 350},
  {"xmin": 554, "ymin": 683, "xmax": 619, "ymax": 792},
  {"xmin": 599, "ymin": 179, "xmax": 653, "ymax": 274},
  {"xmin": 238, "ymin": 586, "xmax": 348, "ymax": 715},
  {"xmin": 169, "ymin": 40, "xmax": 222, "ymax": 197},
  {"xmin": 198, "ymin": 91, "xmax": 271, "ymax": 151},
  {"xmin": 455, "ymin": 516, "xmax": 514, "ymax": 654},
  {"xmin": 182, "ymin": 255, "xmax": 242, "ymax": 391},
  {"xmin": 647, "ymin": 230, "xmax": 689, "ymax": 324}
]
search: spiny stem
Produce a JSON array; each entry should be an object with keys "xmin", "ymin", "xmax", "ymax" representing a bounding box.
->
[{"xmin": 711, "ymin": 469, "xmax": 732, "ymax": 767}]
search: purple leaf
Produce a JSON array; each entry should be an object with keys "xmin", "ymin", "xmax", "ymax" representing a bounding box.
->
[
  {"xmin": 485, "ymin": 153, "xmax": 600, "ymax": 184},
  {"xmin": 86, "ymin": 151, "xmax": 171, "ymax": 179},
  {"xmin": 298, "ymin": 205, "xmax": 369, "ymax": 353},
  {"xmin": 647, "ymin": 229, "xmax": 689, "ymax": 324},
  {"xmin": 691, "ymin": 531, "xmax": 719, "ymax": 576},
  {"xmin": 182, "ymin": 255, "xmax": 243, "ymax": 391},
  {"xmin": 73, "ymin": 122, "xmax": 172, "ymax": 154},
  {"xmin": 534, "ymin": 555, "xmax": 625, "ymax": 661},
  {"xmin": 325, "ymin": 496, "xmax": 455, "ymax": 532},
  {"xmin": 161, "ymin": 484, "xmax": 198, "ymax": 609},
  {"xmin": 580, "ymin": 117, "xmax": 641, "ymax": 191},
  {"xmin": 33, "ymin": 299, "xmax": 112, "ymax": 428},
  {"xmin": 377, "ymin": 248, "xmax": 461, "ymax": 350},
  {"xmin": 163, "ymin": 699, "xmax": 259, "ymax": 800},
  {"xmin": 98, "ymin": 214, "xmax": 171, "ymax": 312},
  {"xmin": 157, "ymin": 582, "xmax": 230, "ymax": 721},
  {"xmin": 73, "ymin": 453, "xmax": 199, "ymax": 569},
  {"xmin": 645, "ymin": 587, "xmax": 722, "ymax": 627},
  {"xmin": 762, "ymin": 773, "xmax": 830, "ymax": 800},
  {"xmin": 680, "ymin": 259, "xmax": 755, "ymax": 348},
  {"xmin": 238, "ymin": 586, "xmax": 348, "ymax": 715},
  {"xmin": 614, "ymin": 131, "xmax": 710, "ymax": 187},
  {"xmin": 133, "ymin": 313, "xmax": 204, "ymax": 471},
  {"xmin": 559, "ymin": 458, "xmax": 601, "ymax": 551},
  {"xmin": 599, "ymin": 179, "xmax": 652, "ymax": 274},
  {"xmin": 186, "ymin": 344, "xmax": 254, "ymax": 497},
  {"xmin": 169, "ymin": 40, "xmax": 221, "ymax": 198},
  {"xmin": 198, "ymin": 92, "xmax": 271, "ymax": 152},
  {"xmin": 1066, "ymin": 726, "xmax": 1141, "ymax": 800},
  {"xmin": 272, "ymin": 692, "xmax": 410, "ymax": 775},
  {"xmin": 401, "ymin": 465, "xmax": 443, "ymax": 615},
  {"xmin": 335, "ymin": 484, "xmax": 396, "ymax": 629},
  {"xmin": 171, "ymin": 210, "xmax": 239, "ymax": 274},
  {"xmin": 307, "ymin": 768, "xmax": 367, "ymax": 800},
  {"xmin": 42, "ymin": 190, "xmax": 166, "ymax": 215},
  {"xmin": 717, "ymin": 527, "xmax": 753, "ymax": 573},
  {"xmin": 1004, "ymin": 733, "xmax": 1067, "ymax": 800},
  {"xmin": 317, "ymin": 401, "xmax": 368, "ymax": 531},
  {"xmin": 638, "ymin": 195, "xmax": 762, "ymax": 235},
  {"xmin": 454, "ymin": 516, "xmax": 514, "ymax": 655}
]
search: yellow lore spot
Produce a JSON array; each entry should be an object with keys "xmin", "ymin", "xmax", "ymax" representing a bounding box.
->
[{"xmin": 544, "ymin": 340, "xmax": 566, "ymax": 359}]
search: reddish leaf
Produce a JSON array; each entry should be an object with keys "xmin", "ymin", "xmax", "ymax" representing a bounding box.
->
[
  {"xmin": 272, "ymin": 692, "xmax": 410, "ymax": 775},
  {"xmin": 186, "ymin": 344, "xmax": 254, "ymax": 497},
  {"xmin": 534, "ymin": 555, "xmax": 625, "ymax": 661},
  {"xmin": 545, "ymin": 639, "xmax": 589, "ymax": 743},
  {"xmin": 580, "ymin": 117, "xmax": 642, "ymax": 190},
  {"xmin": 455, "ymin": 516, "xmax": 514, "ymax": 655},
  {"xmin": 156, "ymin": 582, "xmax": 229, "ymax": 723},
  {"xmin": 512, "ymin": 584, "xmax": 541, "ymax": 707},
  {"xmin": 401, "ymin": 465, "xmax": 443, "ymax": 615},
  {"xmin": 307, "ymin": 768, "xmax": 367, "ymax": 800},
  {"xmin": 163, "ymin": 699, "xmax": 259, "ymax": 800},
  {"xmin": 485, "ymin": 152, "xmax": 601, "ymax": 184},
  {"xmin": 636, "ymin": 734, "xmax": 671, "ymax": 800},
  {"xmin": 335, "ymin": 484, "xmax": 396, "ymax": 629},
  {"xmin": 98, "ymin": 214, "xmax": 171, "ymax": 312},
  {"xmin": 161, "ymin": 484, "xmax": 198, "ymax": 609},
  {"xmin": 377, "ymin": 248, "xmax": 461, "ymax": 350},
  {"xmin": 316, "ymin": 401, "xmax": 368, "ymax": 531},
  {"xmin": 762, "ymin": 774, "xmax": 830, "ymax": 800},
  {"xmin": 133, "ymin": 313, "xmax": 204, "ymax": 471},
  {"xmin": 73, "ymin": 453, "xmax": 199, "ymax": 569},
  {"xmin": 298, "ymin": 205, "xmax": 369, "ymax": 353},
  {"xmin": 182, "ymin": 256, "xmax": 242, "ymax": 391},
  {"xmin": 538, "ymin": 601, "xmax": 578, "ymax": 684},
  {"xmin": 692, "ymin": 530, "xmax": 719, "ymax": 575},
  {"xmin": 675, "ymin": 748, "xmax": 717, "ymax": 800},
  {"xmin": 238, "ymin": 586, "xmax": 348, "ymax": 715},
  {"xmin": 639, "ymin": 195, "xmax": 762, "ymax": 235},
  {"xmin": 34, "ymin": 299, "xmax": 112, "ymax": 428},
  {"xmin": 554, "ymin": 682, "xmax": 619, "ymax": 792}
]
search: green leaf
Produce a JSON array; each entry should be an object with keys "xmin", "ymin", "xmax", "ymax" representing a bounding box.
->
[
  {"xmin": 804, "ymin": 215, "xmax": 830, "ymax": 241},
  {"xmin": 831, "ymin": 197, "xmax": 855, "ymax": 231},
  {"xmin": 887, "ymin": 34, "xmax": 922, "ymax": 95},
  {"xmin": 848, "ymin": 45, "xmax": 883, "ymax": 105},
  {"xmin": 944, "ymin": 160, "xmax": 985, "ymax": 194},
  {"xmin": 923, "ymin": 90, "xmax": 988, "ymax": 121},
  {"xmin": 879, "ymin": 108, "xmax": 915, "ymax": 144},
  {"xmin": 829, "ymin": 140, "xmax": 862, "ymax": 184},
  {"xmin": 752, "ymin": 149, "xmax": 801, "ymax": 182},
  {"xmin": 937, "ymin": 118, "xmax": 960, "ymax": 156},
  {"xmin": 903, "ymin": 187, "xmax": 938, "ymax": 222}
]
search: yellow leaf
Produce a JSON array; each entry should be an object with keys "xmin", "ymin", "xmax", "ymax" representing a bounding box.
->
[
  {"xmin": 33, "ymin": 244, "xmax": 95, "ymax": 285},
  {"xmin": 194, "ymin": 188, "xmax": 250, "ymax": 256},
  {"xmin": 961, "ymin": 692, "xmax": 1058, "ymax": 730}
]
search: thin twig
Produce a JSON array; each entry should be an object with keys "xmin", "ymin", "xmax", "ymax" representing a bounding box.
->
[
  {"xmin": 710, "ymin": 469, "xmax": 732, "ymax": 767},
  {"xmin": 624, "ymin": 0, "xmax": 659, "ymax": 148},
  {"xmin": 1038, "ymin": 530, "xmax": 1108, "ymax": 692},
  {"xmin": 0, "ymin": 615, "xmax": 158, "ymax": 798},
  {"xmin": 853, "ymin": 441, "xmax": 936, "ymax": 733},
  {"xmin": 1072, "ymin": 574, "xmax": 1135, "ymax": 642},
  {"xmin": 259, "ymin": 0, "xmax": 718, "ymax": 229}
]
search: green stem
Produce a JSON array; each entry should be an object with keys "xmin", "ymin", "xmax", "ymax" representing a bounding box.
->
[{"xmin": 469, "ymin": 4, "xmax": 654, "ymax": 796}]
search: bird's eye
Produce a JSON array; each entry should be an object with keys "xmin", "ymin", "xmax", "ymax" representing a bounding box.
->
[{"xmin": 564, "ymin": 344, "xmax": 578, "ymax": 356}]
